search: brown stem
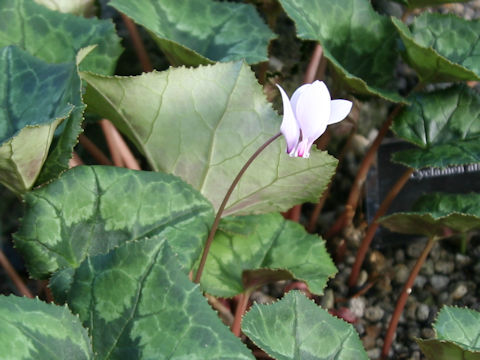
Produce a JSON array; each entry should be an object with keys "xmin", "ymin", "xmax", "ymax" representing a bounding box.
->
[
  {"xmin": 326, "ymin": 81, "xmax": 425, "ymax": 239},
  {"xmin": 100, "ymin": 119, "xmax": 141, "ymax": 170},
  {"xmin": 381, "ymin": 237, "xmax": 436, "ymax": 359},
  {"xmin": 348, "ymin": 168, "xmax": 414, "ymax": 287},
  {"xmin": 68, "ymin": 151, "xmax": 84, "ymax": 168},
  {"xmin": 304, "ymin": 44, "xmax": 323, "ymax": 84},
  {"xmin": 307, "ymin": 126, "xmax": 356, "ymax": 233},
  {"xmin": 120, "ymin": 14, "xmax": 153, "ymax": 73},
  {"xmin": 325, "ymin": 105, "xmax": 402, "ymax": 238},
  {"xmin": 79, "ymin": 134, "xmax": 113, "ymax": 165},
  {"xmin": 194, "ymin": 132, "xmax": 282, "ymax": 284},
  {"xmin": 101, "ymin": 119, "xmax": 125, "ymax": 167},
  {"xmin": 206, "ymin": 294, "xmax": 234, "ymax": 327},
  {"xmin": 0, "ymin": 249, "xmax": 33, "ymax": 298},
  {"xmin": 231, "ymin": 290, "xmax": 252, "ymax": 337}
]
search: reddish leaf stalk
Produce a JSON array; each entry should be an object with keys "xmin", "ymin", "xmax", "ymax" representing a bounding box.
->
[
  {"xmin": 120, "ymin": 14, "xmax": 153, "ymax": 73},
  {"xmin": 325, "ymin": 104, "xmax": 403, "ymax": 238},
  {"xmin": 69, "ymin": 151, "xmax": 84, "ymax": 168},
  {"xmin": 100, "ymin": 119, "xmax": 141, "ymax": 170},
  {"xmin": 0, "ymin": 249, "xmax": 33, "ymax": 298},
  {"xmin": 348, "ymin": 167, "xmax": 414, "ymax": 287},
  {"xmin": 194, "ymin": 132, "xmax": 282, "ymax": 284},
  {"xmin": 381, "ymin": 237, "xmax": 436, "ymax": 359},
  {"xmin": 79, "ymin": 134, "xmax": 113, "ymax": 165},
  {"xmin": 231, "ymin": 290, "xmax": 253, "ymax": 337}
]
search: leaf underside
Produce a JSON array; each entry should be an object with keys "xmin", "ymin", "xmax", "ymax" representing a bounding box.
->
[
  {"xmin": 242, "ymin": 291, "xmax": 368, "ymax": 360},
  {"xmin": 0, "ymin": 45, "xmax": 81, "ymax": 193},
  {"xmin": 391, "ymin": 85, "xmax": 480, "ymax": 169},
  {"xmin": 82, "ymin": 62, "xmax": 338, "ymax": 216},
  {"xmin": 379, "ymin": 192, "xmax": 480, "ymax": 238},
  {"xmin": 417, "ymin": 306, "xmax": 480, "ymax": 360}
]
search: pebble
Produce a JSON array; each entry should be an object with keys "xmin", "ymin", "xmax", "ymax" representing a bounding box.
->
[
  {"xmin": 357, "ymin": 270, "xmax": 368, "ymax": 288},
  {"xmin": 414, "ymin": 275, "xmax": 427, "ymax": 288},
  {"xmin": 365, "ymin": 306, "xmax": 385, "ymax": 322},
  {"xmin": 395, "ymin": 249, "xmax": 405, "ymax": 263},
  {"xmin": 416, "ymin": 304, "xmax": 430, "ymax": 322},
  {"xmin": 455, "ymin": 253, "xmax": 471, "ymax": 268},
  {"xmin": 367, "ymin": 348, "xmax": 381, "ymax": 360},
  {"xmin": 320, "ymin": 289, "xmax": 335, "ymax": 309},
  {"xmin": 407, "ymin": 242, "xmax": 425, "ymax": 258},
  {"xmin": 421, "ymin": 259, "xmax": 435, "ymax": 276},
  {"xmin": 409, "ymin": 350, "xmax": 421, "ymax": 360},
  {"xmin": 434, "ymin": 261, "xmax": 455, "ymax": 274},
  {"xmin": 430, "ymin": 275, "xmax": 449, "ymax": 291},
  {"xmin": 451, "ymin": 283, "xmax": 468, "ymax": 300},
  {"xmin": 349, "ymin": 297, "xmax": 366, "ymax": 318},
  {"xmin": 421, "ymin": 327, "xmax": 435, "ymax": 339},
  {"xmin": 394, "ymin": 264, "xmax": 410, "ymax": 284}
]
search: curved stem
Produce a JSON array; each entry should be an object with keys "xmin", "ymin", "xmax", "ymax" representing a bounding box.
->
[
  {"xmin": 231, "ymin": 290, "xmax": 253, "ymax": 337},
  {"xmin": 381, "ymin": 237, "xmax": 436, "ymax": 359},
  {"xmin": 120, "ymin": 14, "xmax": 153, "ymax": 73},
  {"xmin": 348, "ymin": 167, "xmax": 414, "ymax": 287},
  {"xmin": 194, "ymin": 132, "xmax": 282, "ymax": 284},
  {"xmin": 325, "ymin": 105, "xmax": 402, "ymax": 238}
]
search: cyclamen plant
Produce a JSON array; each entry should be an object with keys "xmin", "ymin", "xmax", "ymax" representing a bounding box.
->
[{"xmin": 0, "ymin": 0, "xmax": 480, "ymax": 359}]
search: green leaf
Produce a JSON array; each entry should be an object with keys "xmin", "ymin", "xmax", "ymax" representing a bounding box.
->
[
  {"xmin": 82, "ymin": 62, "xmax": 338, "ymax": 216},
  {"xmin": 379, "ymin": 192, "xmax": 480, "ymax": 238},
  {"xmin": 0, "ymin": 45, "xmax": 81, "ymax": 194},
  {"xmin": 109, "ymin": 0, "xmax": 275, "ymax": 66},
  {"xmin": 392, "ymin": 14, "xmax": 480, "ymax": 82},
  {"xmin": 14, "ymin": 165, "xmax": 214, "ymax": 279},
  {"xmin": 200, "ymin": 213, "xmax": 336, "ymax": 297},
  {"xmin": 34, "ymin": 0, "xmax": 96, "ymax": 16},
  {"xmin": 278, "ymin": 0, "xmax": 403, "ymax": 103},
  {"xmin": 417, "ymin": 306, "xmax": 480, "ymax": 360},
  {"xmin": 391, "ymin": 0, "xmax": 471, "ymax": 8},
  {"xmin": 0, "ymin": 295, "xmax": 92, "ymax": 360},
  {"xmin": 391, "ymin": 85, "xmax": 480, "ymax": 169},
  {"xmin": 242, "ymin": 291, "xmax": 368, "ymax": 360},
  {"xmin": 0, "ymin": 0, "xmax": 122, "ymax": 74},
  {"xmin": 56, "ymin": 238, "xmax": 254, "ymax": 360}
]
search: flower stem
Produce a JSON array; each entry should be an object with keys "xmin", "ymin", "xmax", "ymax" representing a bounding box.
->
[
  {"xmin": 194, "ymin": 132, "xmax": 282, "ymax": 284},
  {"xmin": 381, "ymin": 236, "xmax": 436, "ymax": 359},
  {"xmin": 231, "ymin": 289, "xmax": 253, "ymax": 337},
  {"xmin": 348, "ymin": 167, "xmax": 414, "ymax": 288}
]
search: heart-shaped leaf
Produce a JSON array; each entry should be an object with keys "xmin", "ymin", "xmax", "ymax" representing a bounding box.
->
[
  {"xmin": 199, "ymin": 213, "xmax": 336, "ymax": 297},
  {"xmin": 278, "ymin": 0, "xmax": 404, "ymax": 103},
  {"xmin": 34, "ymin": 0, "xmax": 96, "ymax": 16},
  {"xmin": 391, "ymin": 85, "xmax": 480, "ymax": 169},
  {"xmin": 14, "ymin": 165, "xmax": 214, "ymax": 279},
  {"xmin": 242, "ymin": 291, "xmax": 368, "ymax": 360},
  {"xmin": 391, "ymin": 0, "xmax": 471, "ymax": 8},
  {"xmin": 0, "ymin": 295, "xmax": 93, "ymax": 360},
  {"xmin": 53, "ymin": 238, "xmax": 254, "ymax": 360},
  {"xmin": 379, "ymin": 192, "xmax": 480, "ymax": 238},
  {"xmin": 0, "ymin": 45, "xmax": 82, "ymax": 194},
  {"xmin": 392, "ymin": 13, "xmax": 480, "ymax": 82},
  {"xmin": 417, "ymin": 306, "xmax": 480, "ymax": 360},
  {"xmin": 109, "ymin": 0, "xmax": 275, "ymax": 66},
  {"xmin": 0, "ymin": 0, "xmax": 122, "ymax": 74},
  {"xmin": 82, "ymin": 62, "xmax": 338, "ymax": 216}
]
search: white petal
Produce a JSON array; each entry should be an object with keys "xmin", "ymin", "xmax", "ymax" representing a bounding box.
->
[
  {"xmin": 290, "ymin": 83, "xmax": 311, "ymax": 117},
  {"xmin": 276, "ymin": 84, "xmax": 300, "ymax": 155},
  {"xmin": 295, "ymin": 80, "xmax": 331, "ymax": 142},
  {"xmin": 328, "ymin": 99, "xmax": 352, "ymax": 125}
]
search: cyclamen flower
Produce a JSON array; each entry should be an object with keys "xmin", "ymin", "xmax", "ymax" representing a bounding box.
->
[{"xmin": 277, "ymin": 80, "xmax": 352, "ymax": 158}]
